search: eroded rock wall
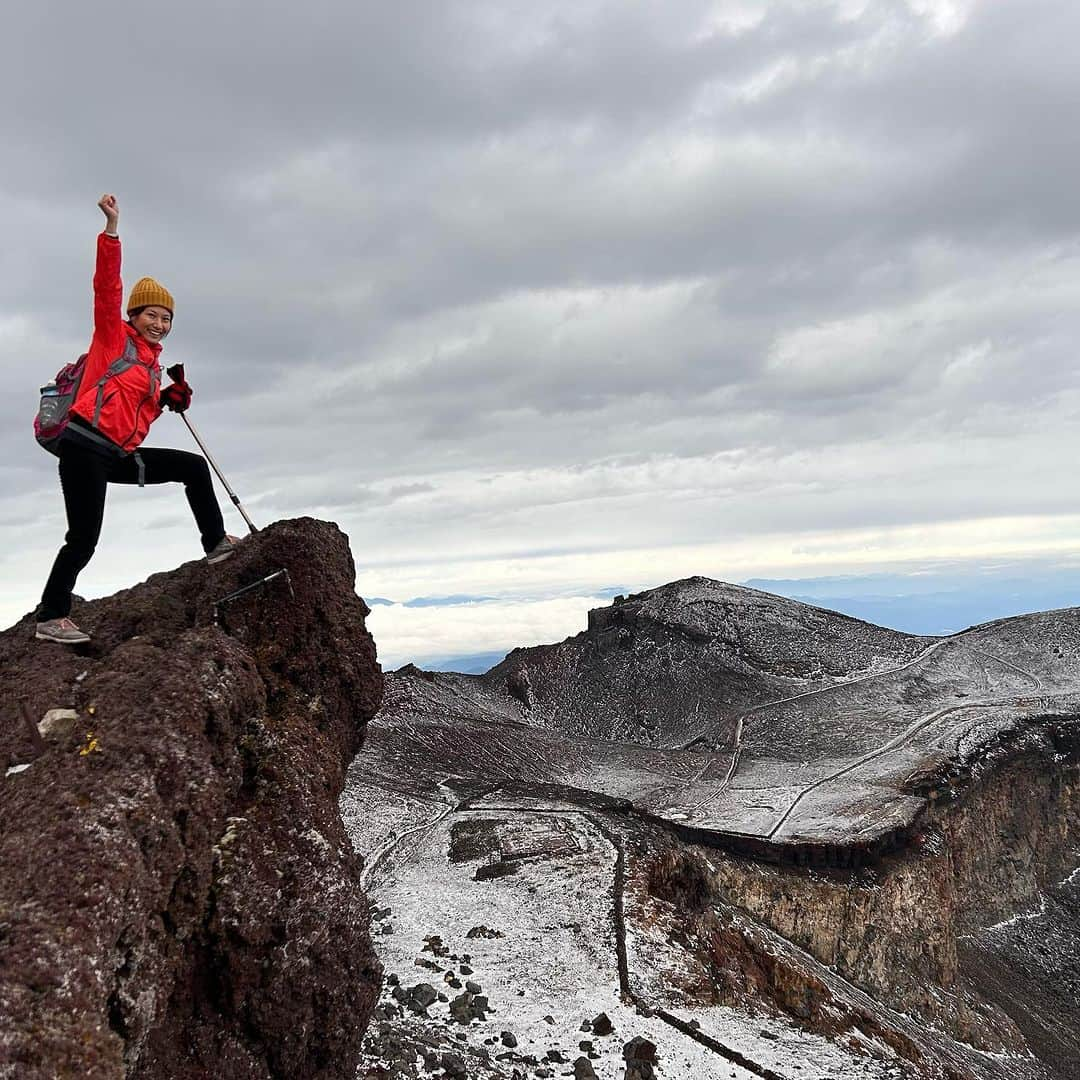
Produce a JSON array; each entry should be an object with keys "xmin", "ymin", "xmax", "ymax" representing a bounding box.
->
[
  {"xmin": 688, "ymin": 738, "xmax": 1080, "ymax": 1054},
  {"xmin": 0, "ymin": 518, "xmax": 383, "ymax": 1080}
]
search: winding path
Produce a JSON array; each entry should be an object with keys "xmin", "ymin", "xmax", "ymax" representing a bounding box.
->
[
  {"xmin": 765, "ymin": 701, "xmax": 1009, "ymax": 838},
  {"xmin": 686, "ymin": 638, "xmax": 950, "ymax": 811},
  {"xmin": 358, "ymin": 782, "xmax": 456, "ymax": 889},
  {"xmin": 764, "ymin": 647, "xmax": 1052, "ymax": 839}
]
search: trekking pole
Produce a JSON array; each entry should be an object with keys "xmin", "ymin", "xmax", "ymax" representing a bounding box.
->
[
  {"xmin": 181, "ymin": 414, "xmax": 258, "ymax": 534},
  {"xmin": 166, "ymin": 364, "xmax": 258, "ymax": 534}
]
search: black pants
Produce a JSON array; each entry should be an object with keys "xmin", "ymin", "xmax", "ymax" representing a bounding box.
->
[{"xmin": 38, "ymin": 442, "xmax": 226, "ymax": 621}]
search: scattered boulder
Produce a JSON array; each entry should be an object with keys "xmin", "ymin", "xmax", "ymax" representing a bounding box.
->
[
  {"xmin": 391, "ymin": 982, "xmax": 439, "ymax": 1017},
  {"xmin": 591, "ymin": 1012, "xmax": 614, "ymax": 1036},
  {"xmin": 449, "ymin": 990, "xmax": 493, "ymax": 1025},
  {"xmin": 622, "ymin": 1036, "xmax": 658, "ymax": 1080},
  {"xmin": 423, "ymin": 934, "xmax": 450, "ymax": 957},
  {"xmin": 574, "ymin": 1057, "xmax": 598, "ymax": 1080},
  {"xmin": 623, "ymin": 1036, "xmax": 657, "ymax": 1062},
  {"xmin": 440, "ymin": 1051, "xmax": 467, "ymax": 1078}
]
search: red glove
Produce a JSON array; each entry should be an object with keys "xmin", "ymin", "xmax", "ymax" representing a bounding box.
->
[{"xmin": 160, "ymin": 380, "xmax": 192, "ymax": 413}]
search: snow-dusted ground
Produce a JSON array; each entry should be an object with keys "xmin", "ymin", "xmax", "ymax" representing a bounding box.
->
[{"xmin": 342, "ymin": 783, "xmax": 918, "ymax": 1079}]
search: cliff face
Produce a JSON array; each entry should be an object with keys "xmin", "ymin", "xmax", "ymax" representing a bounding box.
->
[
  {"xmin": 0, "ymin": 518, "xmax": 383, "ymax": 1080},
  {"xmin": 632, "ymin": 737, "xmax": 1080, "ymax": 1070}
]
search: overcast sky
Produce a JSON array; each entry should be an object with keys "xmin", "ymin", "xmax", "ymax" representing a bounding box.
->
[{"xmin": 2, "ymin": 0, "xmax": 1079, "ymax": 666}]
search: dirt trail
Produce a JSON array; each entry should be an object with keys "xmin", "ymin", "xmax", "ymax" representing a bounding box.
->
[{"xmin": 686, "ymin": 638, "xmax": 949, "ymax": 809}]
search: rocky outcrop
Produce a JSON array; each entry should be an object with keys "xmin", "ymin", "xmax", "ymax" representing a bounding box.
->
[{"xmin": 0, "ymin": 518, "xmax": 383, "ymax": 1080}]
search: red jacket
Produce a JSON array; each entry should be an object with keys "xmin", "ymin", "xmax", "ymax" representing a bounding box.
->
[{"xmin": 69, "ymin": 233, "xmax": 163, "ymax": 453}]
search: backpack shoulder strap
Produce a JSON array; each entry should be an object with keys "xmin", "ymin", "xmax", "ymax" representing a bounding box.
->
[{"xmin": 91, "ymin": 337, "xmax": 145, "ymax": 427}]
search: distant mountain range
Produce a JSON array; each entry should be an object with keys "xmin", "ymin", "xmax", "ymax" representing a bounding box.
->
[{"xmin": 422, "ymin": 561, "xmax": 1080, "ymax": 671}]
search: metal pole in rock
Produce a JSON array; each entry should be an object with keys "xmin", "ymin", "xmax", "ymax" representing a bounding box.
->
[{"xmin": 19, "ymin": 701, "xmax": 47, "ymax": 759}]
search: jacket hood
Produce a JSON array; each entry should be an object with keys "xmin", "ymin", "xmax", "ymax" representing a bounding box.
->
[{"xmin": 123, "ymin": 321, "xmax": 163, "ymax": 364}]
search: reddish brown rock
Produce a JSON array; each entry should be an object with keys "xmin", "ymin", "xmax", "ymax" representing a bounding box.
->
[{"xmin": 0, "ymin": 518, "xmax": 383, "ymax": 1079}]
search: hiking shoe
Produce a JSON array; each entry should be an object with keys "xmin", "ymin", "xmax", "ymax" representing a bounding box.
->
[
  {"xmin": 206, "ymin": 534, "xmax": 241, "ymax": 564},
  {"xmin": 36, "ymin": 617, "xmax": 91, "ymax": 644}
]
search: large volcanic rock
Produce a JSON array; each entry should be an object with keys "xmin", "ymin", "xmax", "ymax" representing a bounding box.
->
[{"xmin": 0, "ymin": 518, "xmax": 383, "ymax": 1080}]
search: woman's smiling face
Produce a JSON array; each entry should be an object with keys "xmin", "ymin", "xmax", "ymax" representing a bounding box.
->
[{"xmin": 130, "ymin": 305, "xmax": 172, "ymax": 343}]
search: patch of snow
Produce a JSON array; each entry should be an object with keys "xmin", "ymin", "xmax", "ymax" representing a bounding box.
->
[
  {"xmin": 985, "ymin": 894, "xmax": 1049, "ymax": 934},
  {"xmin": 345, "ymin": 784, "xmax": 928, "ymax": 1079},
  {"xmin": 301, "ymin": 827, "xmax": 331, "ymax": 852}
]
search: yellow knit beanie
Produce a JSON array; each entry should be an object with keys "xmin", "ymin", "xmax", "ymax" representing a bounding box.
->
[{"xmin": 126, "ymin": 277, "xmax": 175, "ymax": 316}]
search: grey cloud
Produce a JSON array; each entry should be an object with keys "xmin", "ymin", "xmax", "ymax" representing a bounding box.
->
[{"xmin": 3, "ymin": 0, "xmax": 1080, "ymax": 635}]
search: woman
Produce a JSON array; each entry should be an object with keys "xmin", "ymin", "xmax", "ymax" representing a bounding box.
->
[{"xmin": 35, "ymin": 193, "xmax": 238, "ymax": 645}]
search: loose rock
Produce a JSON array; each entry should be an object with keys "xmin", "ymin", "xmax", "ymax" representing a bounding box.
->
[
  {"xmin": 466, "ymin": 925, "xmax": 504, "ymax": 939},
  {"xmin": 38, "ymin": 708, "xmax": 79, "ymax": 740},
  {"xmin": 591, "ymin": 1012, "xmax": 614, "ymax": 1036},
  {"xmin": 623, "ymin": 1036, "xmax": 657, "ymax": 1062},
  {"xmin": 440, "ymin": 1050, "xmax": 467, "ymax": 1077}
]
